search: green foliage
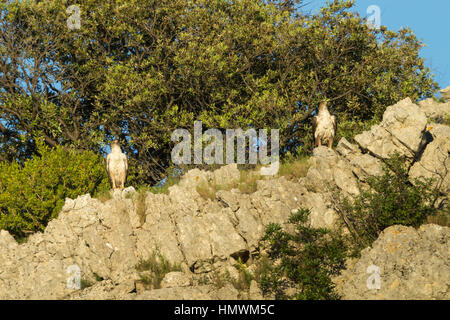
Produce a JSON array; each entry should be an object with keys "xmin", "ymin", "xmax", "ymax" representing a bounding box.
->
[
  {"xmin": 230, "ymin": 258, "xmax": 254, "ymax": 292},
  {"xmin": 258, "ymin": 154, "xmax": 442, "ymax": 300},
  {"xmin": 135, "ymin": 248, "xmax": 182, "ymax": 289},
  {"xmin": 441, "ymin": 114, "xmax": 450, "ymax": 127},
  {"xmin": 0, "ymin": 0, "xmax": 438, "ymax": 185},
  {"xmin": 95, "ymin": 189, "xmax": 112, "ymax": 203},
  {"xmin": 150, "ymin": 168, "xmax": 183, "ymax": 194},
  {"xmin": 335, "ymin": 118, "xmax": 379, "ymax": 145},
  {"xmin": 260, "ymin": 208, "xmax": 349, "ymax": 300},
  {"xmin": 0, "ymin": 140, "xmax": 109, "ymax": 238},
  {"xmin": 337, "ymin": 153, "xmax": 440, "ymax": 247}
]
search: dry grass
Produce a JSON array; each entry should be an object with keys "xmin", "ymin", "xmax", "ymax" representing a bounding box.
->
[
  {"xmin": 277, "ymin": 156, "xmax": 310, "ymax": 181},
  {"xmin": 196, "ymin": 180, "xmax": 218, "ymax": 201},
  {"xmin": 195, "ymin": 169, "xmax": 264, "ymax": 200},
  {"xmin": 134, "ymin": 187, "xmax": 148, "ymax": 225},
  {"xmin": 237, "ymin": 170, "xmax": 261, "ymax": 194},
  {"xmin": 94, "ymin": 189, "xmax": 112, "ymax": 203},
  {"xmin": 135, "ymin": 249, "xmax": 182, "ymax": 289},
  {"xmin": 426, "ymin": 209, "xmax": 450, "ymax": 227},
  {"xmin": 197, "ymin": 261, "xmax": 253, "ymax": 294},
  {"xmin": 198, "ymin": 268, "xmax": 230, "ymax": 289},
  {"xmin": 194, "ymin": 156, "xmax": 310, "ymax": 200}
]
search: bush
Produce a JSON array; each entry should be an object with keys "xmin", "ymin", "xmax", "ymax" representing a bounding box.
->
[
  {"xmin": 259, "ymin": 209, "xmax": 349, "ymax": 300},
  {"xmin": 335, "ymin": 153, "xmax": 441, "ymax": 248},
  {"xmin": 0, "ymin": 140, "xmax": 109, "ymax": 239},
  {"xmin": 257, "ymin": 154, "xmax": 442, "ymax": 300},
  {"xmin": 135, "ymin": 248, "xmax": 182, "ymax": 289},
  {"xmin": 335, "ymin": 119, "xmax": 379, "ymax": 145}
]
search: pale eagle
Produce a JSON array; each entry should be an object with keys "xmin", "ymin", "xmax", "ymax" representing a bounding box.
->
[
  {"xmin": 311, "ymin": 101, "xmax": 337, "ymax": 148},
  {"xmin": 106, "ymin": 140, "xmax": 128, "ymax": 189}
]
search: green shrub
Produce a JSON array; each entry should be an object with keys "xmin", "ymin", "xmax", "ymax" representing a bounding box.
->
[
  {"xmin": 0, "ymin": 140, "xmax": 109, "ymax": 238},
  {"xmin": 230, "ymin": 258, "xmax": 253, "ymax": 293},
  {"xmin": 150, "ymin": 167, "xmax": 183, "ymax": 194},
  {"xmin": 335, "ymin": 119, "xmax": 378, "ymax": 145},
  {"xmin": 257, "ymin": 154, "xmax": 442, "ymax": 300},
  {"xmin": 259, "ymin": 209, "xmax": 349, "ymax": 300},
  {"xmin": 335, "ymin": 153, "xmax": 441, "ymax": 248},
  {"xmin": 135, "ymin": 248, "xmax": 182, "ymax": 289}
]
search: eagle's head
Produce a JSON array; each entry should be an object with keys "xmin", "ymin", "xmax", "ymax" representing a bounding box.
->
[
  {"xmin": 319, "ymin": 100, "xmax": 328, "ymax": 111},
  {"xmin": 111, "ymin": 140, "xmax": 121, "ymax": 151}
]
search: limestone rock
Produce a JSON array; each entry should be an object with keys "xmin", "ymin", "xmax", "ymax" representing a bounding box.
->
[
  {"xmin": 440, "ymin": 86, "xmax": 450, "ymax": 100},
  {"xmin": 136, "ymin": 284, "xmax": 239, "ymax": 300},
  {"xmin": 409, "ymin": 133, "xmax": 450, "ymax": 193},
  {"xmin": 382, "ymin": 98, "xmax": 428, "ymax": 153},
  {"xmin": 213, "ymin": 163, "xmax": 241, "ymax": 187},
  {"xmin": 336, "ymin": 137, "xmax": 361, "ymax": 158},
  {"xmin": 334, "ymin": 224, "xmax": 449, "ymax": 300},
  {"xmin": 122, "ymin": 186, "xmax": 136, "ymax": 198},
  {"xmin": 304, "ymin": 146, "xmax": 338, "ymax": 192},
  {"xmin": 178, "ymin": 168, "xmax": 211, "ymax": 189},
  {"xmin": 67, "ymin": 279, "xmax": 136, "ymax": 300},
  {"xmin": 418, "ymin": 98, "xmax": 450, "ymax": 120},
  {"xmin": 176, "ymin": 209, "xmax": 248, "ymax": 272},
  {"xmin": 336, "ymin": 138, "xmax": 383, "ymax": 180},
  {"xmin": 304, "ymin": 145, "xmax": 359, "ymax": 198},
  {"xmin": 249, "ymin": 280, "xmax": 265, "ymax": 300},
  {"xmin": 160, "ymin": 272, "xmax": 192, "ymax": 288},
  {"xmin": 355, "ymin": 98, "xmax": 427, "ymax": 159},
  {"xmin": 299, "ymin": 192, "xmax": 339, "ymax": 229}
]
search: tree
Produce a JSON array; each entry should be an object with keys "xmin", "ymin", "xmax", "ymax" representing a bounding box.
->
[
  {"xmin": 0, "ymin": 0, "xmax": 438, "ymax": 186},
  {"xmin": 0, "ymin": 140, "xmax": 109, "ymax": 238}
]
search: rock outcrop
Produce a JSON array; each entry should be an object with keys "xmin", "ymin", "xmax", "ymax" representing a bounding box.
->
[
  {"xmin": 354, "ymin": 98, "xmax": 428, "ymax": 160},
  {"xmin": 0, "ymin": 95, "xmax": 449, "ymax": 300},
  {"xmin": 440, "ymin": 86, "xmax": 450, "ymax": 101},
  {"xmin": 334, "ymin": 224, "xmax": 449, "ymax": 300}
]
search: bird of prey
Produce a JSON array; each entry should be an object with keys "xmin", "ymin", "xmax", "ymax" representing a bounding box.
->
[
  {"xmin": 106, "ymin": 140, "xmax": 128, "ymax": 189},
  {"xmin": 311, "ymin": 101, "xmax": 337, "ymax": 148}
]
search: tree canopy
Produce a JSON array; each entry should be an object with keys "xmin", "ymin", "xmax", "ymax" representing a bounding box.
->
[{"xmin": 0, "ymin": 0, "xmax": 438, "ymax": 186}]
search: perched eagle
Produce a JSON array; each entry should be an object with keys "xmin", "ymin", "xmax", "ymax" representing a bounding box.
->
[
  {"xmin": 311, "ymin": 101, "xmax": 337, "ymax": 148},
  {"xmin": 106, "ymin": 140, "xmax": 128, "ymax": 189}
]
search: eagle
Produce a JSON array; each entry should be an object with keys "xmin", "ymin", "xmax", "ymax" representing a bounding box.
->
[
  {"xmin": 311, "ymin": 101, "xmax": 337, "ymax": 148},
  {"xmin": 106, "ymin": 140, "xmax": 128, "ymax": 190}
]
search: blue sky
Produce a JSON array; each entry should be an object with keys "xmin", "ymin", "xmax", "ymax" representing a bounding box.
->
[{"xmin": 303, "ymin": 0, "xmax": 450, "ymax": 91}]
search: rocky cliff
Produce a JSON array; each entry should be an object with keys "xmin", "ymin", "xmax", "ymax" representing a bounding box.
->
[{"xmin": 0, "ymin": 96, "xmax": 449, "ymax": 300}]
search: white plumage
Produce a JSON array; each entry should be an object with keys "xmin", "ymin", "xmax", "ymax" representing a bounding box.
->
[
  {"xmin": 312, "ymin": 101, "xmax": 337, "ymax": 148},
  {"xmin": 106, "ymin": 141, "xmax": 128, "ymax": 189}
]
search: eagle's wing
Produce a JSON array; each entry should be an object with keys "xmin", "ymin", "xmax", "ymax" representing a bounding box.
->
[
  {"xmin": 312, "ymin": 115, "xmax": 318, "ymax": 138},
  {"xmin": 122, "ymin": 154, "xmax": 128, "ymax": 174},
  {"xmin": 106, "ymin": 154, "xmax": 113, "ymax": 186},
  {"xmin": 331, "ymin": 115, "xmax": 337, "ymax": 135},
  {"xmin": 106, "ymin": 154, "xmax": 111, "ymax": 174}
]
